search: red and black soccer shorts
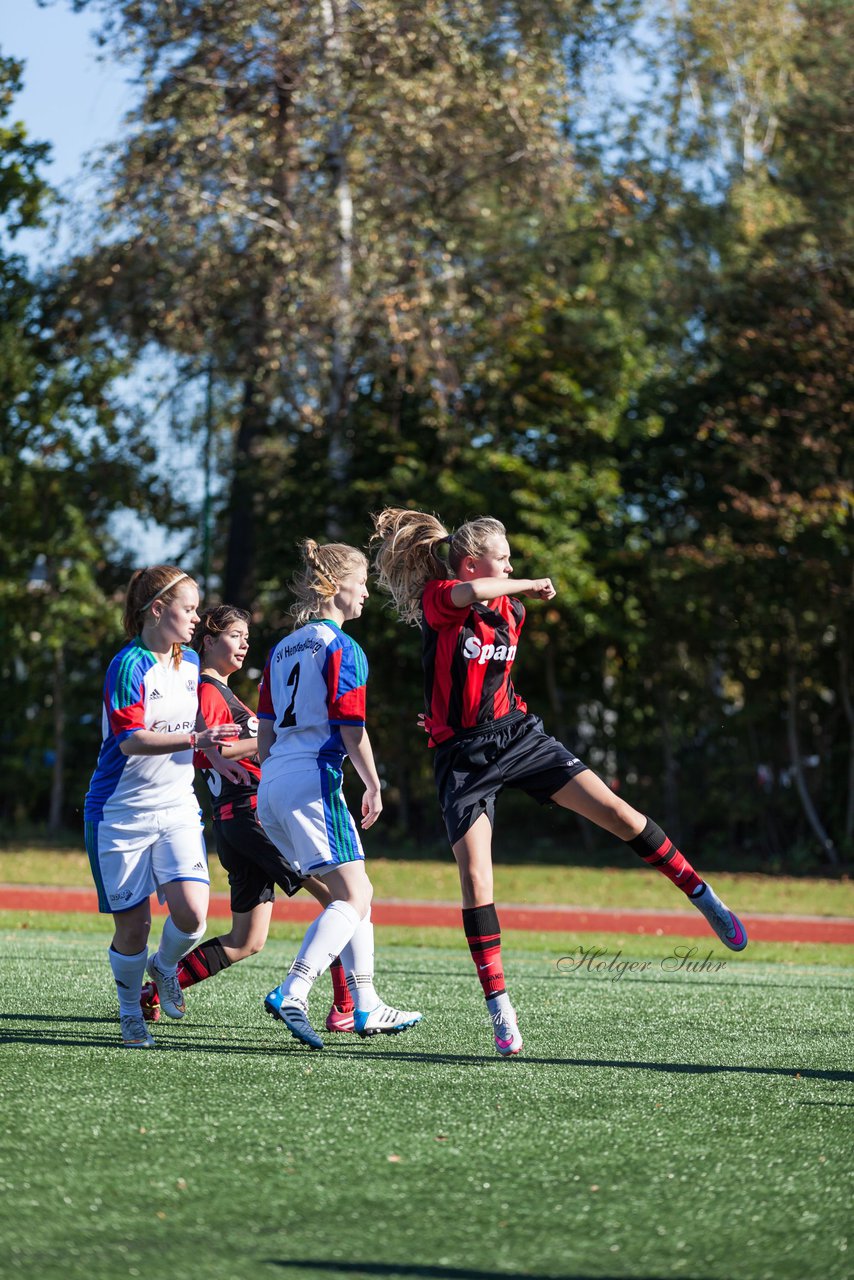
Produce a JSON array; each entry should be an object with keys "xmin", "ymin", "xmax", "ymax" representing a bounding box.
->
[
  {"xmin": 433, "ymin": 711, "xmax": 588, "ymax": 847},
  {"xmin": 213, "ymin": 804, "xmax": 303, "ymax": 913}
]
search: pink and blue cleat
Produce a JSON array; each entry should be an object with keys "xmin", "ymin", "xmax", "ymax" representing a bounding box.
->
[
  {"xmin": 491, "ymin": 1005, "xmax": 523, "ymax": 1057},
  {"xmin": 691, "ymin": 883, "xmax": 748, "ymax": 951},
  {"xmin": 325, "ymin": 1003, "xmax": 356, "ymax": 1033}
]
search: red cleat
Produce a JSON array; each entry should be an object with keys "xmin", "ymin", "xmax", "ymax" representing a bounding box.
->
[
  {"xmin": 325, "ymin": 1003, "xmax": 355, "ymax": 1033},
  {"xmin": 140, "ymin": 980, "xmax": 161, "ymax": 1023}
]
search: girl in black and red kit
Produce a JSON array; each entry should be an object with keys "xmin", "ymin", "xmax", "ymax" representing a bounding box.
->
[
  {"xmin": 372, "ymin": 509, "xmax": 748, "ymax": 1058},
  {"xmin": 140, "ymin": 605, "xmax": 357, "ymax": 1032}
]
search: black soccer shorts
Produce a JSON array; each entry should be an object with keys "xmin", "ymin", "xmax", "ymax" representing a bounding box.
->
[
  {"xmin": 433, "ymin": 711, "xmax": 587, "ymax": 847},
  {"xmin": 213, "ymin": 806, "xmax": 304, "ymax": 913}
]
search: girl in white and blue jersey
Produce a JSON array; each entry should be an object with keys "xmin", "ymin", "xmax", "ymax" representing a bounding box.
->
[
  {"xmin": 257, "ymin": 539, "xmax": 421, "ymax": 1049},
  {"xmin": 84, "ymin": 565, "xmax": 238, "ymax": 1048}
]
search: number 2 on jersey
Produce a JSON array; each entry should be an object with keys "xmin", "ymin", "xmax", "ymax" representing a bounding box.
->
[{"xmin": 279, "ymin": 662, "xmax": 301, "ymax": 728}]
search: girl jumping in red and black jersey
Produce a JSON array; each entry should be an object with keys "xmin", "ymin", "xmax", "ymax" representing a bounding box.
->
[
  {"xmin": 372, "ymin": 508, "xmax": 748, "ymax": 1059},
  {"xmin": 140, "ymin": 604, "xmax": 358, "ymax": 1033}
]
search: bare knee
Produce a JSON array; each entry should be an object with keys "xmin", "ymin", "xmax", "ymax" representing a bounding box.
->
[
  {"xmin": 219, "ymin": 929, "xmax": 264, "ymax": 962},
  {"xmin": 581, "ymin": 793, "xmax": 644, "ymax": 842},
  {"xmin": 457, "ymin": 865, "xmax": 491, "ymax": 906},
  {"xmin": 554, "ymin": 773, "xmax": 646, "ymax": 841},
  {"xmin": 170, "ymin": 907, "xmax": 207, "ymax": 935},
  {"xmin": 303, "ymin": 875, "xmax": 332, "ymax": 909},
  {"xmin": 346, "ymin": 883, "xmax": 373, "ymax": 919},
  {"xmin": 321, "ymin": 864, "xmax": 373, "ymax": 919},
  {"xmin": 605, "ymin": 799, "xmax": 646, "ymax": 842},
  {"xmin": 113, "ymin": 919, "xmax": 151, "ymax": 954}
]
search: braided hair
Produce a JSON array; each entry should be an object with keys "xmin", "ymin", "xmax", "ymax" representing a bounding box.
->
[{"xmin": 289, "ymin": 539, "xmax": 368, "ymax": 627}]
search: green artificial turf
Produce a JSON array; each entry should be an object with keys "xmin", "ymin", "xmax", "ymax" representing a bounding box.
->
[{"xmin": 1, "ymin": 927, "xmax": 851, "ymax": 1280}]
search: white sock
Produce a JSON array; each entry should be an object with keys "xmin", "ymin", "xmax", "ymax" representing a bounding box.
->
[
  {"xmin": 487, "ymin": 991, "xmax": 513, "ymax": 1017},
  {"xmin": 280, "ymin": 900, "xmax": 361, "ymax": 1003},
  {"xmin": 340, "ymin": 912, "xmax": 380, "ymax": 1012},
  {"xmin": 109, "ymin": 945, "xmax": 148, "ymax": 1016},
  {"xmin": 153, "ymin": 916, "xmax": 206, "ymax": 972}
]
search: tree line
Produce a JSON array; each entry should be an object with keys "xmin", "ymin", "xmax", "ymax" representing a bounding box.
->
[{"xmin": 1, "ymin": 1, "xmax": 850, "ymax": 867}]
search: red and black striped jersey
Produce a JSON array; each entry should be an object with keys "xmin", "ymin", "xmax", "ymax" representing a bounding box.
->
[
  {"xmin": 196, "ymin": 675, "xmax": 260, "ymax": 816},
  {"xmin": 421, "ymin": 579, "xmax": 528, "ymax": 746}
]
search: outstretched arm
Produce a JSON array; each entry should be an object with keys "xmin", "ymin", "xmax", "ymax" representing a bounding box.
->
[
  {"xmin": 450, "ymin": 577, "xmax": 556, "ymax": 607},
  {"xmin": 119, "ymin": 722, "xmax": 239, "ymax": 756}
]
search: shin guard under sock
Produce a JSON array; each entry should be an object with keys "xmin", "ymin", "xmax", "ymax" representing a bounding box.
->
[
  {"xmin": 627, "ymin": 818, "xmax": 703, "ymax": 896},
  {"xmin": 462, "ymin": 903, "xmax": 507, "ymax": 1001},
  {"xmin": 177, "ymin": 937, "xmax": 232, "ymax": 989}
]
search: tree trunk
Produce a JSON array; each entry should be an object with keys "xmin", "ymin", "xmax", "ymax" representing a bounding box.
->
[
  {"xmin": 786, "ymin": 656, "xmax": 838, "ymax": 865},
  {"xmin": 839, "ymin": 641, "xmax": 854, "ymax": 842},
  {"xmin": 48, "ymin": 644, "xmax": 65, "ymax": 833},
  {"xmin": 321, "ymin": 0, "xmax": 354, "ymax": 536},
  {"xmin": 654, "ymin": 681, "xmax": 680, "ymax": 840},
  {"xmin": 222, "ymin": 48, "xmax": 297, "ymax": 606},
  {"xmin": 544, "ymin": 644, "xmax": 567, "ymax": 743},
  {"xmin": 223, "ymin": 370, "xmax": 267, "ymax": 608},
  {"xmin": 545, "ymin": 644, "xmax": 593, "ymax": 853}
]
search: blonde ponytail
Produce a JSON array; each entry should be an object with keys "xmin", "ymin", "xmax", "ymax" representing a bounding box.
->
[
  {"xmin": 371, "ymin": 509, "xmax": 450, "ymax": 625},
  {"xmin": 372, "ymin": 508, "xmax": 508, "ymax": 625},
  {"xmin": 289, "ymin": 539, "xmax": 368, "ymax": 627}
]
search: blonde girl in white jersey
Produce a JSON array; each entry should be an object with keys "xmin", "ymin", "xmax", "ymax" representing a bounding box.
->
[
  {"xmin": 257, "ymin": 539, "xmax": 421, "ymax": 1049},
  {"xmin": 84, "ymin": 565, "xmax": 238, "ymax": 1048}
]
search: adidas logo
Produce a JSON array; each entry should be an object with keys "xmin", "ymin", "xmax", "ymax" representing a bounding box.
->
[
  {"xmin": 192, "ymin": 861, "xmax": 206, "ymax": 871},
  {"xmin": 150, "ymin": 688, "xmax": 163, "ymax": 699}
]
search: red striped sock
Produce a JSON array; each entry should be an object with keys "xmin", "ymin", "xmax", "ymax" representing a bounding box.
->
[
  {"xmin": 462, "ymin": 903, "xmax": 506, "ymax": 1000},
  {"xmin": 176, "ymin": 938, "xmax": 231, "ymax": 989},
  {"xmin": 329, "ymin": 957, "xmax": 354, "ymax": 1011},
  {"xmin": 628, "ymin": 818, "xmax": 703, "ymax": 896}
]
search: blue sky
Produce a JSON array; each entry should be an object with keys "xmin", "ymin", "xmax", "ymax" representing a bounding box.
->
[
  {"xmin": 3, "ymin": 2, "xmax": 643, "ymax": 573},
  {"xmin": 7, "ymin": 1, "xmax": 130, "ymax": 189},
  {"xmin": 5, "ymin": 3, "xmax": 197, "ymax": 566}
]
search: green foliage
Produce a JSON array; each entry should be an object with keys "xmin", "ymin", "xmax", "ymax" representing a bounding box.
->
[
  {"xmin": 0, "ymin": 55, "xmax": 176, "ymax": 827},
  {"xmin": 4, "ymin": 3, "xmax": 851, "ymax": 862},
  {"xmin": 602, "ymin": 1, "xmax": 852, "ymax": 861}
]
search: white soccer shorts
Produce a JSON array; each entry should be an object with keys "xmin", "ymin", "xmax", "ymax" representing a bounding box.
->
[
  {"xmin": 85, "ymin": 804, "xmax": 208, "ymax": 914},
  {"xmin": 256, "ymin": 763, "xmax": 364, "ymax": 878}
]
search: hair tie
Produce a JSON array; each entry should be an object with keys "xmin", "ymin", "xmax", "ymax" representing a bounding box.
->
[{"xmin": 141, "ymin": 572, "xmax": 188, "ymax": 613}]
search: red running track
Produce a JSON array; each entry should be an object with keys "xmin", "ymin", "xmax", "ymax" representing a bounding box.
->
[{"xmin": 1, "ymin": 885, "xmax": 852, "ymax": 944}]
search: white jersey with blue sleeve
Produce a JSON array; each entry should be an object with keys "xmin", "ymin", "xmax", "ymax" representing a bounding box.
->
[
  {"xmin": 84, "ymin": 639, "xmax": 200, "ymax": 819},
  {"xmin": 257, "ymin": 620, "xmax": 368, "ymax": 778}
]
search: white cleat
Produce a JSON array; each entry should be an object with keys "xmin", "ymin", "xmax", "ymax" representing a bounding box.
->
[
  {"xmin": 147, "ymin": 955, "xmax": 186, "ymax": 1019},
  {"xmin": 353, "ymin": 1003, "xmax": 423, "ymax": 1038},
  {"xmin": 120, "ymin": 1013, "xmax": 155, "ymax": 1048},
  {"xmin": 491, "ymin": 1005, "xmax": 523, "ymax": 1057}
]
